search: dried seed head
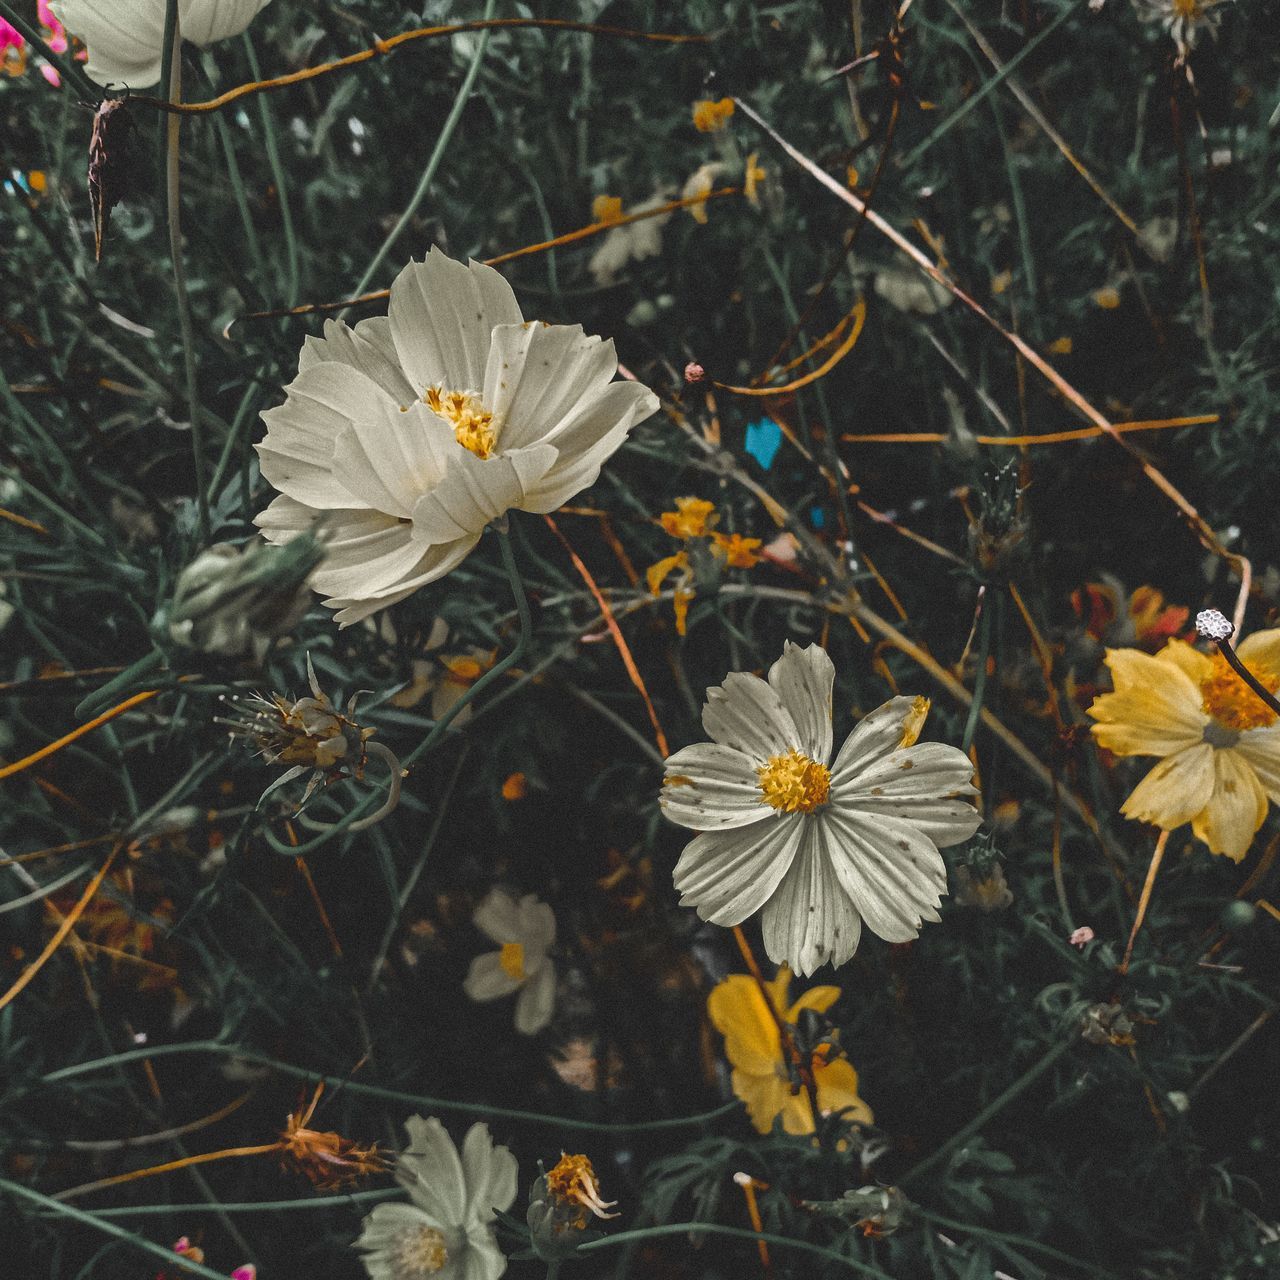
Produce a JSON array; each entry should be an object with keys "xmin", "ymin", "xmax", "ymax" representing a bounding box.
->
[{"xmin": 1195, "ymin": 608, "xmax": 1233, "ymax": 642}]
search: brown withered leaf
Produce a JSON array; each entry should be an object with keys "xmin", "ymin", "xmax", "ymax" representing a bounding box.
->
[{"xmin": 88, "ymin": 97, "xmax": 136, "ymax": 264}]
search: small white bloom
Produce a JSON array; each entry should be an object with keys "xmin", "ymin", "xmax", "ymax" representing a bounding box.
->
[
  {"xmin": 49, "ymin": 0, "xmax": 274, "ymax": 88},
  {"xmin": 463, "ymin": 889, "xmax": 557, "ymax": 1035},
  {"xmin": 355, "ymin": 1116, "xmax": 517, "ymax": 1280},
  {"xmin": 255, "ymin": 248, "xmax": 658, "ymax": 626},
  {"xmin": 1130, "ymin": 0, "xmax": 1226, "ymax": 54},
  {"xmin": 661, "ymin": 642, "xmax": 982, "ymax": 975},
  {"xmin": 588, "ymin": 195, "xmax": 672, "ymax": 285}
]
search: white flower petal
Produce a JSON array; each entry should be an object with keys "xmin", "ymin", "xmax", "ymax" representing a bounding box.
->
[
  {"xmin": 322, "ymin": 537, "xmax": 480, "ymax": 626},
  {"xmin": 819, "ymin": 808, "xmax": 948, "ymax": 944},
  {"xmin": 514, "ymin": 961, "xmax": 556, "ymax": 1035},
  {"xmin": 307, "ymin": 523, "xmax": 424, "ymax": 600},
  {"xmin": 660, "ymin": 742, "xmax": 770, "ymax": 831},
  {"xmin": 257, "ymin": 362, "xmax": 399, "ymax": 510},
  {"xmin": 411, "ymin": 443, "xmax": 557, "ymax": 544},
  {"xmin": 460, "ymin": 1123, "xmax": 518, "ymax": 1222},
  {"xmin": 518, "ymin": 381, "xmax": 658, "ymax": 513},
  {"xmin": 832, "ymin": 741, "xmax": 981, "ymax": 846},
  {"xmin": 829, "ymin": 695, "xmax": 934, "ymax": 786},
  {"xmin": 331, "ymin": 401, "xmax": 454, "ymax": 519},
  {"xmin": 673, "ymin": 813, "xmax": 805, "ymax": 925},
  {"xmin": 767, "ymin": 641, "xmax": 835, "ymax": 763},
  {"xmin": 701, "ymin": 672, "xmax": 801, "ymax": 761},
  {"xmin": 760, "ymin": 820, "xmax": 860, "ymax": 975},
  {"xmin": 300, "ymin": 316, "xmax": 417, "ymax": 403},
  {"xmin": 514, "ymin": 895, "xmax": 556, "ymax": 954},
  {"xmin": 463, "ymin": 951, "xmax": 522, "ymax": 1002},
  {"xmin": 355, "ymin": 1200, "xmax": 442, "ymax": 1269},
  {"xmin": 472, "ymin": 888, "xmax": 520, "ymax": 944},
  {"xmin": 180, "ymin": 0, "xmax": 274, "ymax": 49},
  {"xmin": 459, "ymin": 1228, "xmax": 509, "ymax": 1280},
  {"xmin": 50, "ymin": 0, "xmax": 168, "ymax": 85},
  {"xmin": 398, "ymin": 1116, "xmax": 468, "ymax": 1224},
  {"xmin": 483, "ymin": 323, "xmax": 617, "ymax": 452},
  {"xmin": 389, "ymin": 249, "xmax": 523, "ymax": 394}
]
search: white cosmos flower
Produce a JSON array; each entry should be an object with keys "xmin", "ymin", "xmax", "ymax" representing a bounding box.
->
[
  {"xmin": 49, "ymin": 0, "xmax": 273, "ymax": 88},
  {"xmin": 255, "ymin": 248, "xmax": 658, "ymax": 627},
  {"xmin": 355, "ymin": 1116, "xmax": 517, "ymax": 1280},
  {"xmin": 462, "ymin": 889, "xmax": 556, "ymax": 1036},
  {"xmin": 660, "ymin": 642, "xmax": 982, "ymax": 975}
]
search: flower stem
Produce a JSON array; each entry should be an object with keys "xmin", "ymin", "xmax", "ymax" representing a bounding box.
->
[
  {"xmin": 1216, "ymin": 638, "xmax": 1280, "ymax": 721},
  {"xmin": 1118, "ymin": 828, "xmax": 1171, "ymax": 976},
  {"xmin": 163, "ymin": 9, "xmax": 210, "ymax": 544},
  {"xmin": 342, "ymin": 0, "xmax": 497, "ymax": 315}
]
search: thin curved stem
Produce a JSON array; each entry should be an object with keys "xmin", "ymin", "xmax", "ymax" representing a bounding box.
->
[
  {"xmin": 342, "ymin": 0, "xmax": 497, "ymax": 314},
  {"xmin": 1217, "ymin": 638, "xmax": 1280, "ymax": 721},
  {"xmin": 1118, "ymin": 828, "xmax": 1170, "ymax": 976}
]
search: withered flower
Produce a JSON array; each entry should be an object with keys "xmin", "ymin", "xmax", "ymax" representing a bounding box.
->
[
  {"xmin": 280, "ymin": 1085, "xmax": 389, "ymax": 1191},
  {"xmin": 88, "ymin": 96, "xmax": 136, "ymax": 264}
]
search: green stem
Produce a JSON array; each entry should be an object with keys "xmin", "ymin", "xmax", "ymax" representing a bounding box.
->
[
  {"xmin": 899, "ymin": 1036, "xmax": 1073, "ymax": 1186},
  {"xmin": 244, "ymin": 36, "xmax": 299, "ymax": 306},
  {"xmin": 579, "ymin": 1222, "xmax": 894, "ymax": 1277},
  {"xmin": 31, "ymin": 1189, "xmax": 400, "ymax": 1218},
  {"xmin": 960, "ymin": 589, "xmax": 992, "ymax": 753},
  {"xmin": 0, "ymin": 1179, "xmax": 235, "ymax": 1280},
  {"xmin": 38, "ymin": 1040, "xmax": 739, "ymax": 1135},
  {"xmin": 163, "ymin": 14, "xmax": 210, "ymax": 544},
  {"xmin": 262, "ymin": 520, "xmax": 533, "ymax": 855},
  {"xmin": 73, "ymin": 649, "xmax": 166, "ymax": 720},
  {"xmin": 343, "ymin": 0, "xmax": 497, "ymax": 312}
]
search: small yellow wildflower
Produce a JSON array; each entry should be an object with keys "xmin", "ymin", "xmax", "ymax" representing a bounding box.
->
[
  {"xmin": 1088, "ymin": 632, "xmax": 1280, "ymax": 862},
  {"xmin": 591, "ymin": 194, "xmax": 623, "ymax": 225},
  {"xmin": 743, "ymin": 152, "xmax": 766, "ymax": 205},
  {"xmin": 692, "ymin": 97, "xmax": 735, "ymax": 132},
  {"xmin": 711, "ymin": 531, "xmax": 763, "ymax": 568},
  {"xmin": 708, "ymin": 967, "xmax": 872, "ymax": 1135},
  {"xmin": 660, "ymin": 497, "xmax": 717, "ymax": 539},
  {"xmin": 646, "ymin": 551, "xmax": 694, "ymax": 637}
]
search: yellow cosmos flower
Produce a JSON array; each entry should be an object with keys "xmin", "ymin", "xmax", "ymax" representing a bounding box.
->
[
  {"xmin": 707, "ymin": 967, "xmax": 872, "ymax": 1135},
  {"xmin": 692, "ymin": 97, "xmax": 735, "ymax": 132},
  {"xmin": 660, "ymin": 497, "xmax": 717, "ymax": 539},
  {"xmin": 1088, "ymin": 632, "xmax": 1280, "ymax": 862}
]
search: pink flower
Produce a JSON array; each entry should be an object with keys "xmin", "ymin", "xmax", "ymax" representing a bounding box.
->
[
  {"xmin": 1070, "ymin": 926, "xmax": 1095, "ymax": 949},
  {"xmin": 232, "ymin": 1268, "xmax": 257, "ymax": 1280},
  {"xmin": 38, "ymin": 2, "xmax": 67, "ymax": 53}
]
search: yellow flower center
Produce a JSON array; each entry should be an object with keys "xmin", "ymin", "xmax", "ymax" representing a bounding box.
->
[
  {"xmin": 757, "ymin": 749, "xmax": 831, "ymax": 814},
  {"xmin": 1199, "ymin": 651, "xmax": 1279, "ymax": 733},
  {"xmin": 425, "ymin": 386, "xmax": 497, "ymax": 459},
  {"xmin": 1171, "ymin": 0, "xmax": 1201, "ymax": 17},
  {"xmin": 393, "ymin": 1225, "xmax": 449, "ymax": 1277},
  {"xmin": 499, "ymin": 941, "xmax": 526, "ymax": 981}
]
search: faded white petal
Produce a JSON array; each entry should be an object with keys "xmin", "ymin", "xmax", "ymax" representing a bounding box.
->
[
  {"xmin": 389, "ymin": 249, "xmax": 523, "ymax": 395},
  {"xmin": 661, "ymin": 742, "xmax": 769, "ymax": 831},
  {"xmin": 829, "ymin": 696, "xmax": 934, "ymax": 786},
  {"xmin": 463, "ymin": 951, "xmax": 522, "ymax": 1002},
  {"xmin": 410, "ymin": 444, "xmax": 558, "ymax": 545},
  {"xmin": 399, "ymin": 1116, "xmax": 467, "ymax": 1224},
  {"xmin": 760, "ymin": 820, "xmax": 860, "ymax": 975},
  {"xmin": 673, "ymin": 813, "xmax": 804, "ymax": 925},
  {"xmin": 460, "ymin": 1122, "xmax": 519, "ymax": 1223},
  {"xmin": 702, "ymin": 672, "xmax": 801, "ymax": 761},
  {"xmin": 767, "ymin": 641, "xmax": 834, "ymax": 763},
  {"xmin": 514, "ymin": 961, "xmax": 556, "ymax": 1035}
]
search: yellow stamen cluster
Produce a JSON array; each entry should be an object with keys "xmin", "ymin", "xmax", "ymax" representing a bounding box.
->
[
  {"xmin": 392, "ymin": 1225, "xmax": 449, "ymax": 1277},
  {"xmin": 499, "ymin": 941, "xmax": 526, "ymax": 981},
  {"xmin": 757, "ymin": 749, "xmax": 832, "ymax": 814},
  {"xmin": 425, "ymin": 386, "xmax": 497, "ymax": 459},
  {"xmin": 545, "ymin": 1153, "xmax": 619, "ymax": 1229},
  {"xmin": 692, "ymin": 97, "xmax": 735, "ymax": 132},
  {"xmin": 1199, "ymin": 651, "xmax": 1280, "ymax": 733}
]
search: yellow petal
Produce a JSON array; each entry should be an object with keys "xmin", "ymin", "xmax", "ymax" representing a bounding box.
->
[
  {"xmin": 1190, "ymin": 749, "xmax": 1269, "ymax": 862},
  {"xmin": 733, "ymin": 1068, "xmax": 793, "ymax": 1134},
  {"xmin": 779, "ymin": 1090, "xmax": 816, "ymax": 1135},
  {"xmin": 814, "ymin": 1057, "xmax": 874, "ymax": 1125},
  {"xmin": 1236, "ymin": 628, "xmax": 1280, "ymax": 673},
  {"xmin": 1155, "ymin": 639, "xmax": 1213, "ymax": 684},
  {"xmin": 708, "ymin": 974, "xmax": 780, "ymax": 1075},
  {"xmin": 786, "ymin": 985, "xmax": 841, "ymax": 1021},
  {"xmin": 1089, "ymin": 648, "xmax": 1206, "ymax": 757},
  {"xmin": 1120, "ymin": 744, "xmax": 1215, "ymax": 829},
  {"xmin": 1234, "ymin": 725, "xmax": 1280, "ymax": 802}
]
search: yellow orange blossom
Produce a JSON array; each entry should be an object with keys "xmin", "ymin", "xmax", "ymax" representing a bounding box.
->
[
  {"xmin": 646, "ymin": 551, "xmax": 694, "ymax": 636},
  {"xmin": 711, "ymin": 531, "xmax": 763, "ymax": 568},
  {"xmin": 660, "ymin": 497, "xmax": 717, "ymax": 539},
  {"xmin": 591, "ymin": 194, "xmax": 623, "ymax": 225},
  {"xmin": 1088, "ymin": 632, "xmax": 1280, "ymax": 861},
  {"xmin": 708, "ymin": 967, "xmax": 872, "ymax": 1135},
  {"xmin": 692, "ymin": 97, "xmax": 735, "ymax": 132},
  {"xmin": 544, "ymin": 1152, "xmax": 619, "ymax": 1229}
]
